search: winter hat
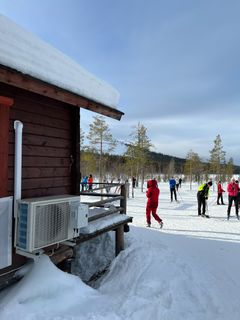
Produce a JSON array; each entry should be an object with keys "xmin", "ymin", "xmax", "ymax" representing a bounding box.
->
[
  {"xmin": 152, "ymin": 179, "xmax": 158, "ymax": 187},
  {"xmin": 147, "ymin": 180, "xmax": 152, "ymax": 188},
  {"xmin": 208, "ymin": 181, "xmax": 213, "ymax": 186}
]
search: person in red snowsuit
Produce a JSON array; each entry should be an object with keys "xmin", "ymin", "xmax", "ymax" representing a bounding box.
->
[
  {"xmin": 227, "ymin": 178, "xmax": 239, "ymax": 220},
  {"xmin": 146, "ymin": 179, "xmax": 163, "ymax": 228},
  {"xmin": 87, "ymin": 174, "xmax": 93, "ymax": 191},
  {"xmin": 217, "ymin": 181, "xmax": 225, "ymax": 205}
]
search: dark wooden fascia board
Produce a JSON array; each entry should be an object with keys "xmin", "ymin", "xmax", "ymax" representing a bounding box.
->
[{"xmin": 0, "ymin": 65, "xmax": 124, "ymax": 120}]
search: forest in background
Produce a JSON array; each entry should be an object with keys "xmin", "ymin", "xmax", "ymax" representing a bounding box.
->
[{"xmin": 80, "ymin": 116, "xmax": 240, "ymax": 186}]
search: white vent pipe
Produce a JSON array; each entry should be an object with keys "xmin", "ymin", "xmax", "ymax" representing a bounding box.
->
[{"xmin": 14, "ymin": 120, "xmax": 23, "ymax": 217}]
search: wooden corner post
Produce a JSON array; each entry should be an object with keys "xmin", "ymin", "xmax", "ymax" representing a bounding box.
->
[
  {"xmin": 0, "ymin": 96, "xmax": 14, "ymax": 197},
  {"xmin": 120, "ymin": 184, "xmax": 127, "ymax": 214}
]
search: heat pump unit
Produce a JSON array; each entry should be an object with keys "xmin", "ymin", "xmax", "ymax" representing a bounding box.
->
[{"xmin": 16, "ymin": 195, "xmax": 88, "ymax": 253}]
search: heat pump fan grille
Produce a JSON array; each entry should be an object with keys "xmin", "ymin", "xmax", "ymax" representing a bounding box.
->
[{"xmin": 34, "ymin": 202, "xmax": 70, "ymax": 249}]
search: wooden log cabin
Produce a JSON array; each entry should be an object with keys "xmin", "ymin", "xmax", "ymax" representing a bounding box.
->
[{"xmin": 0, "ymin": 14, "xmax": 132, "ymax": 289}]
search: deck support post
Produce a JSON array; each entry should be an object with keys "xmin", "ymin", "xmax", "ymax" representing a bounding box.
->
[{"xmin": 115, "ymin": 225, "xmax": 124, "ymax": 256}]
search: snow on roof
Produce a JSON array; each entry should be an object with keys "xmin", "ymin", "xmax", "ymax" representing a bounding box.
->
[{"xmin": 0, "ymin": 14, "xmax": 120, "ymax": 109}]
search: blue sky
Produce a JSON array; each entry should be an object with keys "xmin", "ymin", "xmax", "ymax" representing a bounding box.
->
[{"xmin": 1, "ymin": 0, "xmax": 240, "ymax": 164}]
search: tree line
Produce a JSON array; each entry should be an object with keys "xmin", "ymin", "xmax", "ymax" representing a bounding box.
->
[{"xmin": 80, "ymin": 115, "xmax": 240, "ymax": 187}]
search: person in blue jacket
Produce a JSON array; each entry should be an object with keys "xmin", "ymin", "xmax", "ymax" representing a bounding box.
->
[
  {"xmin": 81, "ymin": 176, "xmax": 88, "ymax": 191},
  {"xmin": 169, "ymin": 176, "xmax": 178, "ymax": 202}
]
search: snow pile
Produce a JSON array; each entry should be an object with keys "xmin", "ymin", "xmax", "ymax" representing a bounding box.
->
[
  {"xmin": 0, "ymin": 255, "xmax": 96, "ymax": 319},
  {"xmin": 100, "ymin": 228, "xmax": 240, "ymax": 319},
  {"xmin": 0, "ymin": 182, "xmax": 240, "ymax": 319},
  {"xmin": 0, "ymin": 14, "xmax": 119, "ymax": 108}
]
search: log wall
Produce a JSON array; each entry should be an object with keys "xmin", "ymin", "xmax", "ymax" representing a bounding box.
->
[{"xmin": 0, "ymin": 83, "xmax": 80, "ymax": 199}]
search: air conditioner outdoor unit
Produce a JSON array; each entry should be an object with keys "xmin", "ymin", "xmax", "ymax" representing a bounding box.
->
[{"xmin": 15, "ymin": 195, "xmax": 88, "ymax": 253}]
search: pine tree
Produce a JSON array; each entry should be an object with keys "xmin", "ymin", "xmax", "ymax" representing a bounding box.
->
[
  {"xmin": 184, "ymin": 150, "xmax": 202, "ymax": 189},
  {"xmin": 209, "ymin": 134, "xmax": 226, "ymax": 182},
  {"xmin": 125, "ymin": 123, "xmax": 152, "ymax": 191},
  {"xmin": 87, "ymin": 115, "xmax": 116, "ymax": 182}
]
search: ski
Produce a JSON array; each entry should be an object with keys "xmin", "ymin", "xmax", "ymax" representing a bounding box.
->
[{"xmin": 201, "ymin": 214, "xmax": 210, "ymax": 218}]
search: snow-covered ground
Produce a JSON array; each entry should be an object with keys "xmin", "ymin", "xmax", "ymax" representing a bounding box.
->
[{"xmin": 1, "ymin": 181, "xmax": 240, "ymax": 320}]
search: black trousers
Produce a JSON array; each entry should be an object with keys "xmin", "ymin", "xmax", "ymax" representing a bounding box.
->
[
  {"xmin": 227, "ymin": 196, "xmax": 239, "ymax": 218},
  {"xmin": 197, "ymin": 192, "xmax": 206, "ymax": 215},
  {"xmin": 217, "ymin": 193, "xmax": 224, "ymax": 204},
  {"xmin": 170, "ymin": 187, "xmax": 177, "ymax": 201}
]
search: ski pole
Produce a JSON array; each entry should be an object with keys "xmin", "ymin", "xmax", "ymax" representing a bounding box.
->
[
  {"xmin": 206, "ymin": 200, "xmax": 210, "ymax": 217},
  {"xmin": 177, "ymin": 189, "xmax": 183, "ymax": 202},
  {"xmin": 208, "ymin": 198, "xmax": 216, "ymax": 206}
]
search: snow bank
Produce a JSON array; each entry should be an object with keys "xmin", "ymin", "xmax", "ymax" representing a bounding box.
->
[
  {"xmin": 0, "ymin": 255, "xmax": 96, "ymax": 319},
  {"xmin": 1, "ymin": 182, "xmax": 240, "ymax": 319}
]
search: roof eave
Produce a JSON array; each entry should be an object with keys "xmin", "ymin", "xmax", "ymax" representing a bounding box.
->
[{"xmin": 0, "ymin": 65, "xmax": 124, "ymax": 121}]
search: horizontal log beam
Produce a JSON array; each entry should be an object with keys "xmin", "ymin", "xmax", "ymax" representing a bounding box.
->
[
  {"xmin": 80, "ymin": 192, "xmax": 123, "ymax": 198},
  {"xmin": 88, "ymin": 207, "xmax": 124, "ymax": 222},
  {"xmin": 49, "ymin": 246, "xmax": 73, "ymax": 265},
  {"xmin": 81, "ymin": 195, "xmax": 124, "ymax": 207},
  {"xmin": 76, "ymin": 217, "xmax": 133, "ymax": 244}
]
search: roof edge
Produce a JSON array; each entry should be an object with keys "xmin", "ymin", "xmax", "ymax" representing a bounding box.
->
[{"xmin": 0, "ymin": 65, "xmax": 124, "ymax": 120}]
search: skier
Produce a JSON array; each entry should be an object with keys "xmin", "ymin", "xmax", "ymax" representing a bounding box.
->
[
  {"xmin": 197, "ymin": 181, "xmax": 212, "ymax": 218},
  {"xmin": 88, "ymin": 174, "xmax": 93, "ymax": 191},
  {"xmin": 237, "ymin": 180, "xmax": 240, "ymax": 208},
  {"xmin": 227, "ymin": 178, "xmax": 239, "ymax": 220},
  {"xmin": 146, "ymin": 179, "xmax": 163, "ymax": 228},
  {"xmin": 81, "ymin": 176, "xmax": 88, "ymax": 191},
  {"xmin": 217, "ymin": 181, "xmax": 225, "ymax": 205},
  {"xmin": 179, "ymin": 177, "xmax": 182, "ymax": 188},
  {"xmin": 169, "ymin": 177, "xmax": 178, "ymax": 202},
  {"xmin": 132, "ymin": 176, "xmax": 136, "ymax": 188},
  {"xmin": 175, "ymin": 177, "xmax": 180, "ymax": 191}
]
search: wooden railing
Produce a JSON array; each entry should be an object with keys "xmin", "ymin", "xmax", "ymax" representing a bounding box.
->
[{"xmin": 80, "ymin": 182, "xmax": 127, "ymax": 216}]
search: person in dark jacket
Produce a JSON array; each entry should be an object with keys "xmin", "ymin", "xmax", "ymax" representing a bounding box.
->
[
  {"xmin": 132, "ymin": 176, "xmax": 136, "ymax": 188},
  {"xmin": 179, "ymin": 177, "xmax": 182, "ymax": 188},
  {"xmin": 197, "ymin": 181, "xmax": 212, "ymax": 218},
  {"xmin": 217, "ymin": 181, "xmax": 225, "ymax": 205},
  {"xmin": 146, "ymin": 179, "xmax": 163, "ymax": 228}
]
